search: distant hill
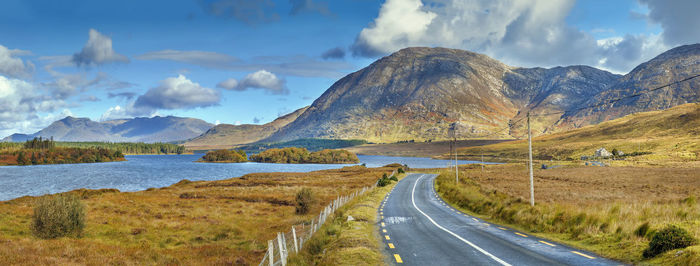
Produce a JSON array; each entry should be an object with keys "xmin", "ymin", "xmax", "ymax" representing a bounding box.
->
[
  {"xmin": 183, "ymin": 106, "xmax": 308, "ymax": 150},
  {"xmin": 1, "ymin": 116, "xmax": 213, "ymax": 143},
  {"xmin": 263, "ymin": 44, "xmax": 698, "ymax": 143},
  {"xmin": 453, "ymin": 103, "xmax": 700, "ymax": 162}
]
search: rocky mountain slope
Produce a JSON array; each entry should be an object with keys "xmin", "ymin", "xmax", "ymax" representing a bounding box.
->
[
  {"xmin": 183, "ymin": 106, "xmax": 308, "ymax": 149},
  {"xmin": 558, "ymin": 44, "xmax": 700, "ymax": 129},
  {"xmin": 1, "ymin": 116, "xmax": 213, "ymax": 143},
  {"xmin": 262, "ymin": 44, "xmax": 698, "ymax": 143},
  {"xmin": 265, "ymin": 47, "xmax": 629, "ymax": 142}
]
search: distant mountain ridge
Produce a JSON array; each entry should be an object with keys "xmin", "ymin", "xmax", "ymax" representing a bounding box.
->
[
  {"xmin": 183, "ymin": 106, "xmax": 309, "ymax": 149},
  {"xmin": 2, "ymin": 116, "xmax": 213, "ymax": 143},
  {"xmin": 262, "ymin": 44, "xmax": 699, "ymax": 143}
]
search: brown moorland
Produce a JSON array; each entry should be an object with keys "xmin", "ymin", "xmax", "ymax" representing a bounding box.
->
[
  {"xmin": 0, "ymin": 165, "xmax": 396, "ymax": 265},
  {"xmin": 437, "ymin": 164, "xmax": 700, "ymax": 264}
]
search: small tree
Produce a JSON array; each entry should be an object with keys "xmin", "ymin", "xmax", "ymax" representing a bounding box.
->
[
  {"xmin": 16, "ymin": 151, "xmax": 26, "ymax": 165},
  {"xmin": 32, "ymin": 194, "xmax": 86, "ymax": 239},
  {"xmin": 295, "ymin": 188, "xmax": 316, "ymax": 214}
]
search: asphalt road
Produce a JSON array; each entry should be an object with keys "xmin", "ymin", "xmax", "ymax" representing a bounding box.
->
[{"xmin": 379, "ymin": 173, "xmax": 621, "ymax": 266}]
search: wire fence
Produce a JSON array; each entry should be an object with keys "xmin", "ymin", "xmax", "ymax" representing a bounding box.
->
[{"xmin": 258, "ymin": 170, "xmax": 396, "ymax": 266}]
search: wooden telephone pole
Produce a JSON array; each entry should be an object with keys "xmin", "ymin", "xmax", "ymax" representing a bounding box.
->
[{"xmin": 527, "ymin": 112, "xmax": 534, "ymax": 207}]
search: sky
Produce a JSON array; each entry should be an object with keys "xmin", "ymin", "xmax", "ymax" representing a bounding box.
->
[{"xmin": 1, "ymin": 0, "xmax": 699, "ymax": 138}]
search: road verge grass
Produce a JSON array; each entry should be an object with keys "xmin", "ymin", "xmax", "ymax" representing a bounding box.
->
[
  {"xmin": 288, "ymin": 173, "xmax": 405, "ymax": 265},
  {"xmin": 434, "ymin": 167, "xmax": 699, "ymax": 265}
]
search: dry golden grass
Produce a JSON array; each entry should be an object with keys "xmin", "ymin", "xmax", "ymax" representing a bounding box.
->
[
  {"xmin": 288, "ymin": 174, "xmax": 405, "ymax": 266},
  {"xmin": 345, "ymin": 139, "xmax": 510, "ymax": 157},
  {"xmin": 449, "ymin": 103, "xmax": 700, "ymax": 167},
  {"xmin": 0, "ymin": 165, "xmax": 397, "ymax": 265},
  {"xmin": 436, "ymin": 164, "xmax": 700, "ymax": 264}
]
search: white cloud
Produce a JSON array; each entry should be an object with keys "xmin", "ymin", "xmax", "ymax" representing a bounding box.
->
[
  {"xmin": 0, "ymin": 75, "xmax": 68, "ymax": 137},
  {"xmin": 136, "ymin": 50, "xmax": 238, "ymax": 68},
  {"xmin": 233, "ymin": 70, "xmax": 288, "ymax": 95},
  {"xmin": 214, "ymin": 120, "xmax": 221, "ymax": 125},
  {"xmin": 216, "ymin": 78, "xmax": 239, "ymax": 90},
  {"xmin": 351, "ymin": 0, "xmax": 678, "ymax": 74},
  {"xmin": 72, "ymin": 29, "xmax": 129, "ymax": 66},
  {"xmin": 99, "ymin": 103, "xmax": 156, "ymax": 121},
  {"xmin": 134, "ymin": 74, "xmax": 221, "ymax": 110},
  {"xmin": 352, "ymin": 0, "xmax": 436, "ymax": 57},
  {"xmin": 0, "ymin": 44, "xmax": 35, "ymax": 78}
]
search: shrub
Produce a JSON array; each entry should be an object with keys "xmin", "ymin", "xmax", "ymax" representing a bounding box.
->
[
  {"xmin": 32, "ymin": 194, "xmax": 86, "ymax": 239},
  {"xmin": 389, "ymin": 175, "xmax": 398, "ymax": 181},
  {"xmin": 377, "ymin": 177, "xmax": 390, "ymax": 187},
  {"xmin": 397, "ymin": 168, "xmax": 405, "ymax": 174},
  {"xmin": 296, "ymin": 188, "xmax": 316, "ymax": 214},
  {"xmin": 643, "ymin": 225, "xmax": 697, "ymax": 258}
]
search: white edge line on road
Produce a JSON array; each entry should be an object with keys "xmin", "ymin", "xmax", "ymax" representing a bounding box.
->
[{"xmin": 412, "ymin": 174, "xmax": 512, "ymax": 266}]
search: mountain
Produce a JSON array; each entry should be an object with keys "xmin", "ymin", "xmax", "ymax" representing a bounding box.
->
[
  {"xmin": 264, "ymin": 47, "xmax": 623, "ymax": 143},
  {"xmin": 183, "ymin": 106, "xmax": 309, "ymax": 149},
  {"xmin": 261, "ymin": 44, "xmax": 698, "ymax": 143},
  {"xmin": 1, "ymin": 116, "xmax": 214, "ymax": 143},
  {"xmin": 558, "ymin": 44, "xmax": 700, "ymax": 128}
]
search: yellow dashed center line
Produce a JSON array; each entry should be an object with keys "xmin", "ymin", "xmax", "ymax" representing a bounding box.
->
[
  {"xmin": 385, "ymin": 235, "xmax": 390, "ymax": 240},
  {"xmin": 515, "ymin": 232, "xmax": 528, "ymax": 237},
  {"xmin": 381, "ymin": 222, "xmax": 386, "ymax": 227},
  {"xmin": 472, "ymin": 218, "xmax": 478, "ymax": 222},
  {"xmin": 538, "ymin": 240, "xmax": 555, "ymax": 247},
  {"xmin": 498, "ymin": 227, "xmax": 508, "ymax": 230},
  {"xmin": 482, "ymin": 223, "xmax": 490, "ymax": 226},
  {"xmin": 394, "ymin": 254, "xmax": 403, "ymax": 263},
  {"xmin": 382, "ymin": 229, "xmax": 387, "ymax": 233},
  {"xmin": 388, "ymin": 243, "xmax": 395, "ymax": 249},
  {"xmin": 571, "ymin": 251, "xmax": 595, "ymax": 259},
  {"xmin": 381, "ymin": 216, "xmax": 384, "ymax": 219}
]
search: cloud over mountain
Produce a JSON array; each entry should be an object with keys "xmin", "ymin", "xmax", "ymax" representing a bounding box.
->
[
  {"xmin": 350, "ymin": 0, "xmax": 684, "ymax": 74},
  {"xmin": 231, "ymin": 70, "xmax": 288, "ymax": 95},
  {"xmin": 72, "ymin": 29, "xmax": 129, "ymax": 66},
  {"xmin": 134, "ymin": 75, "xmax": 220, "ymax": 110}
]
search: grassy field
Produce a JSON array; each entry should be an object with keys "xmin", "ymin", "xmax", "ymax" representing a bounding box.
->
[
  {"xmin": 288, "ymin": 173, "xmax": 404, "ymax": 265},
  {"xmin": 436, "ymin": 164, "xmax": 700, "ymax": 264},
  {"xmin": 345, "ymin": 139, "xmax": 510, "ymax": 157},
  {"xmin": 0, "ymin": 165, "xmax": 398, "ymax": 265},
  {"xmin": 447, "ymin": 103, "xmax": 700, "ymax": 167}
]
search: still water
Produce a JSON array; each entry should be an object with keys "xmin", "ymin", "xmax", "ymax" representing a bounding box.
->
[{"xmin": 0, "ymin": 154, "xmax": 488, "ymax": 201}]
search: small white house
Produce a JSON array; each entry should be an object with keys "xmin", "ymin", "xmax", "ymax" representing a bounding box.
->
[{"xmin": 595, "ymin": 147, "xmax": 612, "ymax": 158}]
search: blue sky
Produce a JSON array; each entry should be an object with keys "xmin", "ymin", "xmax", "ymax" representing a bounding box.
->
[{"xmin": 1, "ymin": 0, "xmax": 698, "ymax": 137}]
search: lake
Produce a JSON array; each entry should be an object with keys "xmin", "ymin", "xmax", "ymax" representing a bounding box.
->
[{"xmin": 0, "ymin": 154, "xmax": 490, "ymax": 201}]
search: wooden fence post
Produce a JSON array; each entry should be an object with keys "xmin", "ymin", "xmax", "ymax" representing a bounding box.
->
[
  {"xmin": 268, "ymin": 240, "xmax": 274, "ymax": 266},
  {"xmin": 292, "ymin": 226, "xmax": 299, "ymax": 253},
  {"xmin": 277, "ymin": 233, "xmax": 286, "ymax": 266}
]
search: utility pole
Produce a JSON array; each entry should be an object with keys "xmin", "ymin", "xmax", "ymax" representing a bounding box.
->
[
  {"xmin": 527, "ymin": 112, "xmax": 534, "ymax": 207},
  {"xmin": 454, "ymin": 135, "xmax": 458, "ymax": 183}
]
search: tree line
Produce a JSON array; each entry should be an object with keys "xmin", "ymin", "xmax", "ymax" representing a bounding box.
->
[
  {"xmin": 0, "ymin": 139, "xmax": 185, "ymax": 155},
  {"xmin": 249, "ymin": 147, "xmax": 360, "ymax": 164}
]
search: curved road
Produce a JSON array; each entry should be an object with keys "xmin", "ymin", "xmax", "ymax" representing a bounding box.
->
[{"xmin": 379, "ymin": 173, "xmax": 621, "ymax": 266}]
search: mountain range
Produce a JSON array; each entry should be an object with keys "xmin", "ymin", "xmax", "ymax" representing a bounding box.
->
[
  {"xmin": 263, "ymin": 44, "xmax": 699, "ymax": 143},
  {"xmin": 4, "ymin": 44, "xmax": 698, "ymax": 145},
  {"xmin": 2, "ymin": 116, "xmax": 213, "ymax": 143}
]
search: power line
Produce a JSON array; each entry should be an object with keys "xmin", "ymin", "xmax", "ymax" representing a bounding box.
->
[
  {"xmin": 531, "ymin": 73, "xmax": 700, "ymax": 117},
  {"xmin": 460, "ymin": 73, "xmax": 699, "ymax": 139}
]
